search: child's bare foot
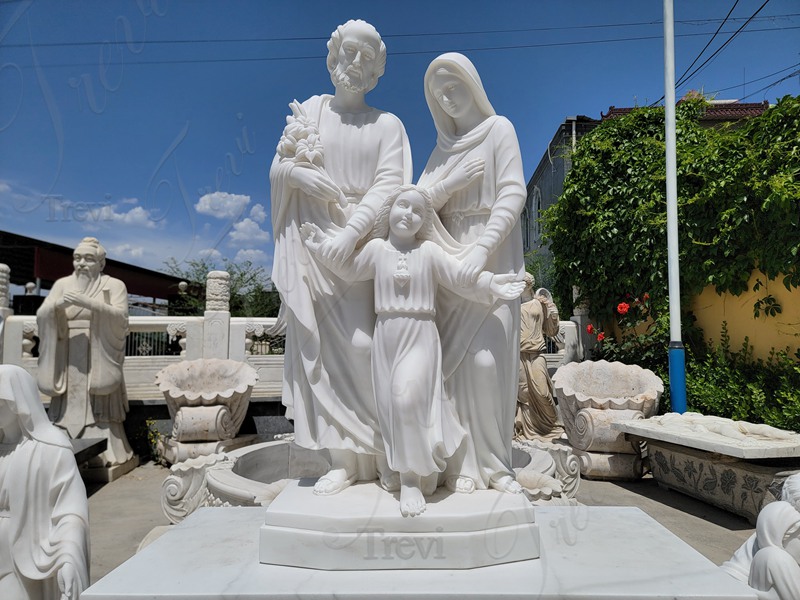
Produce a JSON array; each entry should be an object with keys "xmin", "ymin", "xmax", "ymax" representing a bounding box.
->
[{"xmin": 400, "ymin": 473, "xmax": 426, "ymax": 517}]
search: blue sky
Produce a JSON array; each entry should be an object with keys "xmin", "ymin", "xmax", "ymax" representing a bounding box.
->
[{"xmin": 1, "ymin": 0, "xmax": 798, "ymax": 284}]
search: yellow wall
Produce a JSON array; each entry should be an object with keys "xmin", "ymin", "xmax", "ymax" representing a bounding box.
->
[{"xmin": 691, "ymin": 270, "xmax": 800, "ymax": 360}]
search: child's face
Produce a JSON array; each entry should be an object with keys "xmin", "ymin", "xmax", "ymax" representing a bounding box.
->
[{"xmin": 389, "ymin": 191, "xmax": 426, "ymax": 238}]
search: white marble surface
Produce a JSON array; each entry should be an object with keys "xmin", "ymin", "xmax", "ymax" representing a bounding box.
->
[
  {"xmin": 83, "ymin": 506, "xmax": 757, "ymax": 599},
  {"xmin": 260, "ymin": 479, "xmax": 539, "ymax": 569},
  {"xmin": 613, "ymin": 417, "xmax": 800, "ymax": 459}
]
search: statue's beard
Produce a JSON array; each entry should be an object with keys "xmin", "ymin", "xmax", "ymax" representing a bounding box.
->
[
  {"xmin": 74, "ymin": 270, "xmax": 98, "ymax": 292},
  {"xmin": 331, "ymin": 63, "xmax": 371, "ymax": 94}
]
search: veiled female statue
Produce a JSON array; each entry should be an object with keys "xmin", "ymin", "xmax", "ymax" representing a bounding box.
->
[{"xmin": 418, "ymin": 52, "xmax": 527, "ymax": 494}]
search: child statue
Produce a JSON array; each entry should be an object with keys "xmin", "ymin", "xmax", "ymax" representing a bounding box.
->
[{"xmin": 302, "ymin": 184, "xmax": 524, "ymax": 516}]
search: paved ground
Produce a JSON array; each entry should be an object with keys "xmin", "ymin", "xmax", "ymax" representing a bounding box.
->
[{"xmin": 87, "ymin": 460, "xmax": 755, "ymax": 584}]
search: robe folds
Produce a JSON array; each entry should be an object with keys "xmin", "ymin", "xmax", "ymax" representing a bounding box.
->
[
  {"xmin": 270, "ymin": 94, "xmax": 411, "ymax": 454},
  {"xmin": 36, "ymin": 273, "xmax": 129, "ymax": 437},
  {"xmin": 419, "ymin": 109, "xmax": 526, "ymax": 488},
  {"xmin": 325, "ymin": 238, "xmax": 496, "ymax": 477},
  {"xmin": 0, "ymin": 364, "xmax": 89, "ymax": 600},
  {"xmin": 516, "ymin": 297, "xmax": 561, "ymax": 438}
]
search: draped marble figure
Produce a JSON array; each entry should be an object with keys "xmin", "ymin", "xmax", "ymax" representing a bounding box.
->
[
  {"xmin": 0, "ymin": 365, "xmax": 89, "ymax": 600},
  {"xmin": 516, "ymin": 274, "xmax": 561, "ymax": 439},
  {"xmin": 36, "ymin": 237, "xmax": 134, "ymax": 467},
  {"xmin": 270, "ymin": 20, "xmax": 411, "ymax": 495},
  {"xmin": 417, "ymin": 52, "xmax": 527, "ymax": 494},
  {"xmin": 302, "ymin": 185, "xmax": 525, "ymax": 515}
]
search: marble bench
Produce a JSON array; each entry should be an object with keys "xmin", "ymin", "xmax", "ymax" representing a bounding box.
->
[{"xmin": 614, "ymin": 416, "xmax": 800, "ymax": 524}]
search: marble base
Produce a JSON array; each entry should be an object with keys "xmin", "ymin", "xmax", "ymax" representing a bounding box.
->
[
  {"xmin": 573, "ymin": 448, "xmax": 644, "ymax": 480},
  {"xmin": 158, "ymin": 434, "xmax": 258, "ymax": 464},
  {"xmin": 82, "ymin": 506, "xmax": 757, "ymax": 599},
  {"xmin": 260, "ymin": 480, "xmax": 539, "ymax": 570},
  {"xmin": 646, "ymin": 440, "xmax": 799, "ymax": 524},
  {"xmin": 80, "ymin": 455, "xmax": 139, "ymax": 483}
]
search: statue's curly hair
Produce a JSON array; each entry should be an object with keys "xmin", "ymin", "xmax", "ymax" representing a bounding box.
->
[
  {"xmin": 370, "ymin": 185, "xmax": 435, "ymax": 242},
  {"xmin": 326, "ymin": 20, "xmax": 386, "ymax": 94}
]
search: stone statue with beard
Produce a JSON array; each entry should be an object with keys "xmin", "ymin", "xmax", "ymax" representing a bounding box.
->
[
  {"xmin": 270, "ymin": 20, "xmax": 412, "ymax": 495},
  {"xmin": 36, "ymin": 237, "xmax": 135, "ymax": 470}
]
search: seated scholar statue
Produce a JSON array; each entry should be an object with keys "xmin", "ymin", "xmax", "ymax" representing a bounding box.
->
[
  {"xmin": 36, "ymin": 237, "xmax": 135, "ymax": 467},
  {"xmin": 417, "ymin": 53, "xmax": 527, "ymax": 494},
  {"xmin": 722, "ymin": 474, "xmax": 800, "ymax": 600},
  {"xmin": 515, "ymin": 274, "xmax": 560, "ymax": 438},
  {"xmin": 270, "ymin": 19, "xmax": 411, "ymax": 495},
  {"xmin": 0, "ymin": 364, "xmax": 90, "ymax": 600},
  {"xmin": 302, "ymin": 185, "xmax": 525, "ymax": 516}
]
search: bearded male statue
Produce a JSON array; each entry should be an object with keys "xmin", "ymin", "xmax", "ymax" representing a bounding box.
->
[
  {"xmin": 36, "ymin": 237, "xmax": 135, "ymax": 469},
  {"xmin": 270, "ymin": 20, "xmax": 411, "ymax": 495}
]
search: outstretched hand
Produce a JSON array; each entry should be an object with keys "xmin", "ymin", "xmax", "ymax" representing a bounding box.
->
[
  {"xmin": 319, "ymin": 226, "xmax": 359, "ymax": 264},
  {"xmin": 457, "ymin": 245, "xmax": 489, "ymax": 287},
  {"xmin": 489, "ymin": 273, "xmax": 526, "ymax": 300},
  {"xmin": 441, "ymin": 157, "xmax": 484, "ymax": 196}
]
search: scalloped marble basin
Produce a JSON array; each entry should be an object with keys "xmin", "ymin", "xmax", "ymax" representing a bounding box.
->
[
  {"xmin": 553, "ymin": 360, "xmax": 663, "ymax": 455},
  {"xmin": 155, "ymin": 358, "xmax": 258, "ymax": 442}
]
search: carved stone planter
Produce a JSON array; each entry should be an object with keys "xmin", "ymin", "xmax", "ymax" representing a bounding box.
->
[
  {"xmin": 155, "ymin": 358, "xmax": 259, "ymax": 464},
  {"xmin": 553, "ymin": 360, "xmax": 663, "ymax": 480}
]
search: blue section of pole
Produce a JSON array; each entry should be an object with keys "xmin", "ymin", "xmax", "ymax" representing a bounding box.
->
[{"xmin": 668, "ymin": 342, "xmax": 687, "ymax": 414}]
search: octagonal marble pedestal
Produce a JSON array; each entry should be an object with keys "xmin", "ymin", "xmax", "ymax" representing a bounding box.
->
[
  {"xmin": 83, "ymin": 505, "xmax": 757, "ymax": 600},
  {"xmin": 260, "ymin": 479, "xmax": 539, "ymax": 569}
]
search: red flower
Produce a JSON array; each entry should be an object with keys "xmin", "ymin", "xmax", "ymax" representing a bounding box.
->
[
  {"xmin": 586, "ymin": 324, "xmax": 595, "ymax": 335},
  {"xmin": 597, "ymin": 332, "xmax": 606, "ymax": 342},
  {"xmin": 617, "ymin": 302, "xmax": 630, "ymax": 315},
  {"xmin": 643, "ymin": 292, "xmax": 650, "ymax": 302}
]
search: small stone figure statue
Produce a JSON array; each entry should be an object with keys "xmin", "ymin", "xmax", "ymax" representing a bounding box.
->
[
  {"xmin": 0, "ymin": 364, "xmax": 89, "ymax": 600},
  {"xmin": 722, "ymin": 473, "xmax": 800, "ymax": 600},
  {"xmin": 36, "ymin": 237, "xmax": 134, "ymax": 468},
  {"xmin": 302, "ymin": 185, "xmax": 525, "ymax": 516},
  {"xmin": 515, "ymin": 274, "xmax": 561, "ymax": 439}
]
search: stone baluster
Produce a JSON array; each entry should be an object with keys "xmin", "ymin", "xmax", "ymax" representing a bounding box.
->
[
  {"xmin": 0, "ymin": 264, "xmax": 11, "ymax": 362},
  {"xmin": 203, "ymin": 271, "xmax": 231, "ymax": 360}
]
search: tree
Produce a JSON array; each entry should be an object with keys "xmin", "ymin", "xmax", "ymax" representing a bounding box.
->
[{"xmin": 164, "ymin": 257, "xmax": 281, "ymax": 318}]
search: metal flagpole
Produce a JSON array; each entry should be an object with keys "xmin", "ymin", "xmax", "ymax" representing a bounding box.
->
[{"xmin": 663, "ymin": 0, "xmax": 687, "ymax": 413}]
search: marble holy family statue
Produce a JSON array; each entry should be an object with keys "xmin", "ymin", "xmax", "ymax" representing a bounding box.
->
[{"xmin": 271, "ymin": 19, "xmax": 527, "ymax": 516}]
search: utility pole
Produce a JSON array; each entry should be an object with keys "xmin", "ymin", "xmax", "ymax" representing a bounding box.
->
[{"xmin": 664, "ymin": 0, "xmax": 687, "ymax": 413}]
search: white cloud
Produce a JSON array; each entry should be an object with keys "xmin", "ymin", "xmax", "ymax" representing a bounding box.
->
[
  {"xmin": 111, "ymin": 243, "xmax": 145, "ymax": 259},
  {"xmin": 195, "ymin": 192, "xmax": 250, "ymax": 220},
  {"xmin": 249, "ymin": 203, "xmax": 267, "ymax": 224},
  {"xmin": 0, "ymin": 181, "xmax": 11, "ymax": 194},
  {"xmin": 198, "ymin": 248, "xmax": 223, "ymax": 261},
  {"xmin": 120, "ymin": 197, "xmax": 139, "ymax": 205},
  {"xmin": 229, "ymin": 218, "xmax": 271, "ymax": 246},
  {"xmin": 98, "ymin": 204, "xmax": 161, "ymax": 229},
  {"xmin": 234, "ymin": 248, "xmax": 270, "ymax": 265}
]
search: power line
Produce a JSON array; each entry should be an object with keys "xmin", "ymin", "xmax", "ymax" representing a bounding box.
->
[
  {"xmin": 1, "ymin": 13, "xmax": 798, "ymax": 49},
  {"xmin": 739, "ymin": 69, "xmax": 800, "ymax": 100},
  {"xmin": 707, "ymin": 61, "xmax": 800, "ymax": 94},
  {"xmin": 651, "ymin": 0, "xmax": 774, "ymax": 106},
  {"xmin": 9, "ymin": 24, "xmax": 800, "ymax": 70},
  {"xmin": 674, "ymin": 0, "xmax": 740, "ymax": 88},
  {"xmin": 676, "ymin": 0, "xmax": 772, "ymax": 91}
]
